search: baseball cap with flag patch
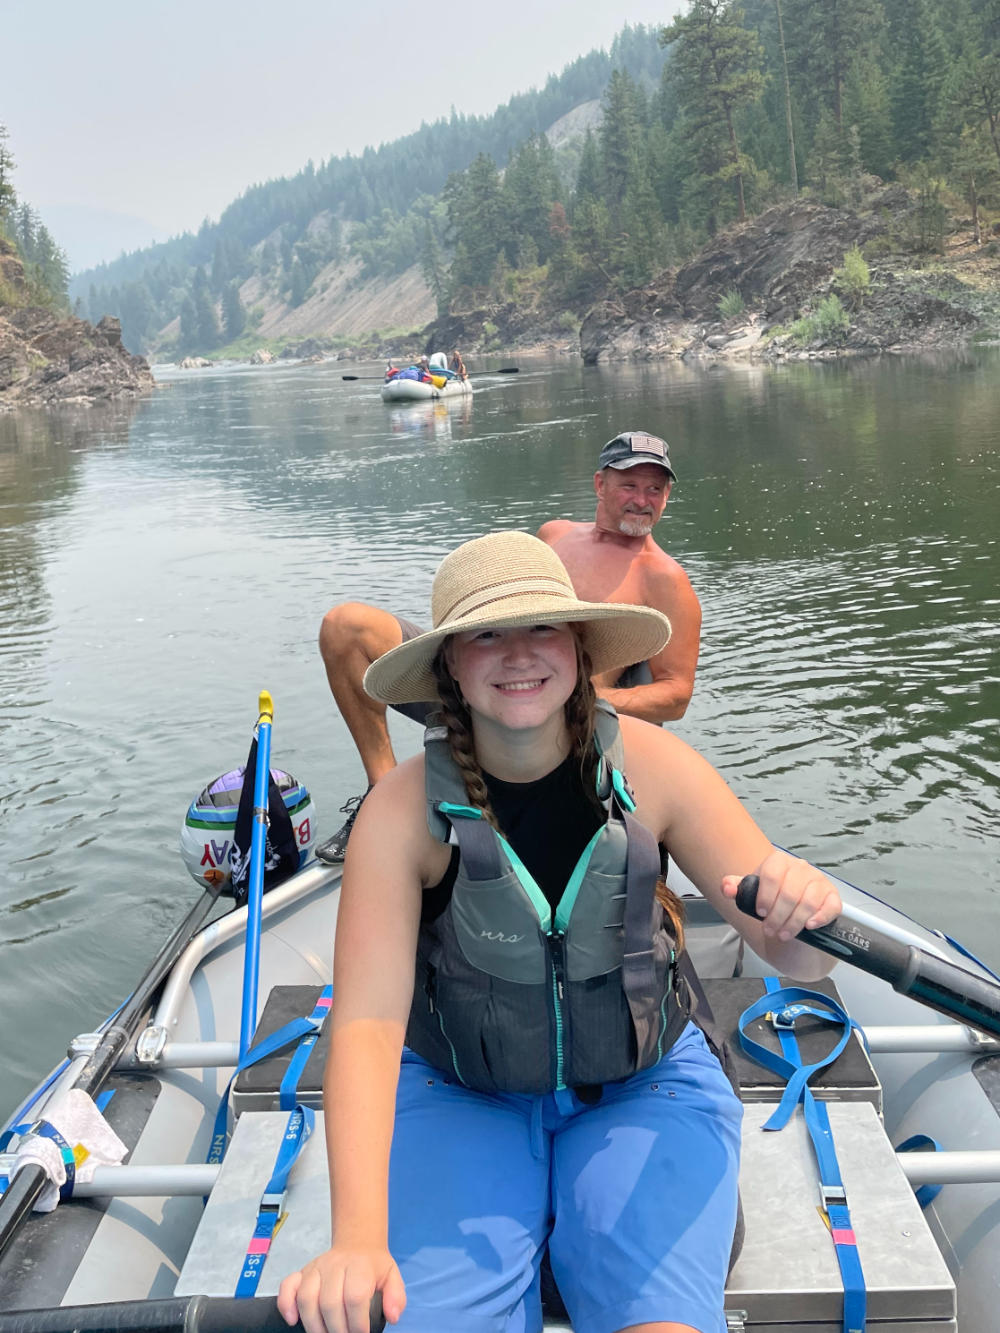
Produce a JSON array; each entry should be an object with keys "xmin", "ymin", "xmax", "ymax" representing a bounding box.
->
[{"xmin": 598, "ymin": 431, "xmax": 676, "ymax": 480}]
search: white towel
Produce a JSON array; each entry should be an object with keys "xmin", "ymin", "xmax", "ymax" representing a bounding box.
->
[{"xmin": 13, "ymin": 1088, "xmax": 127, "ymax": 1212}]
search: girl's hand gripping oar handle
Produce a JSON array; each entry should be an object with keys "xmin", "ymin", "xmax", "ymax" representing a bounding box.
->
[
  {"xmin": 0, "ymin": 1292, "xmax": 386, "ymax": 1332},
  {"xmin": 735, "ymin": 875, "xmax": 1000, "ymax": 1040}
]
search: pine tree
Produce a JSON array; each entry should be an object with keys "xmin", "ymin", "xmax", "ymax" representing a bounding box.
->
[
  {"xmin": 445, "ymin": 153, "xmax": 508, "ymax": 290},
  {"xmin": 574, "ymin": 130, "xmax": 603, "ymax": 208},
  {"xmin": 774, "ymin": 0, "xmax": 799, "ymax": 191},
  {"xmin": 600, "ymin": 70, "xmax": 643, "ymax": 221},
  {"xmin": 179, "ymin": 294, "xmax": 199, "ymax": 352},
  {"xmin": 223, "ymin": 280, "xmax": 247, "ymax": 340},
  {"xmin": 845, "ymin": 55, "xmax": 893, "ymax": 178},
  {"xmin": 0, "ymin": 124, "xmax": 15, "ymax": 224},
  {"xmin": 619, "ymin": 150, "xmax": 667, "ymax": 287},
  {"xmin": 806, "ymin": 108, "xmax": 854, "ymax": 202},
  {"xmin": 784, "ymin": 0, "xmax": 882, "ymax": 131},
  {"xmin": 289, "ymin": 258, "xmax": 309, "ymax": 307},
  {"xmin": 420, "ymin": 219, "xmax": 450, "ymax": 316},
  {"xmin": 891, "ymin": 0, "xmax": 949, "ymax": 163},
  {"xmin": 211, "ymin": 239, "xmax": 230, "ymax": 293},
  {"xmin": 193, "ymin": 280, "xmax": 220, "ymax": 348},
  {"xmin": 660, "ymin": 0, "xmax": 765, "ymax": 224}
]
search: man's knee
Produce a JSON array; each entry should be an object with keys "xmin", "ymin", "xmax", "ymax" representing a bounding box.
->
[{"xmin": 319, "ymin": 603, "xmax": 402, "ymax": 666}]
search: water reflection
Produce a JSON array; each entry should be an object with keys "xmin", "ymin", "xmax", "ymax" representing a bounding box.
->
[
  {"xmin": 0, "ymin": 353, "xmax": 998, "ymax": 1114},
  {"xmin": 388, "ymin": 396, "xmax": 474, "ymax": 440}
]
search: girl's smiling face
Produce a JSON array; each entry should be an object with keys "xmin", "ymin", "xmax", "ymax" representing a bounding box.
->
[{"xmin": 444, "ymin": 623, "xmax": 580, "ymax": 728}]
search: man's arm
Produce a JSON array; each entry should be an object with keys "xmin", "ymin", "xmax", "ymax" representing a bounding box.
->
[{"xmin": 595, "ymin": 563, "xmax": 701, "ymax": 724}]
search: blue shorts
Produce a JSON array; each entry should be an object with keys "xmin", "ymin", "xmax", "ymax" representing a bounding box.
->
[{"xmin": 387, "ymin": 1022, "xmax": 742, "ymax": 1333}]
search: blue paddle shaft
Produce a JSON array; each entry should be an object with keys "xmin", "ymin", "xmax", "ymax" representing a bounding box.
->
[
  {"xmin": 239, "ymin": 718, "xmax": 273, "ymax": 1059},
  {"xmin": 735, "ymin": 875, "xmax": 1000, "ymax": 1039}
]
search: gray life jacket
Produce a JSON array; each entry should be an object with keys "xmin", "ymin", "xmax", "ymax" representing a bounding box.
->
[{"xmin": 406, "ymin": 701, "xmax": 690, "ymax": 1094}]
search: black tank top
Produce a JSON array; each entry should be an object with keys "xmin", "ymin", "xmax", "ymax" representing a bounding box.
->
[{"xmin": 423, "ymin": 754, "xmax": 603, "ymax": 920}]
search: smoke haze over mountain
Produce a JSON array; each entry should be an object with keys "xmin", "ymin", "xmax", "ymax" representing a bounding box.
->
[{"xmin": 5, "ymin": 0, "xmax": 680, "ymax": 270}]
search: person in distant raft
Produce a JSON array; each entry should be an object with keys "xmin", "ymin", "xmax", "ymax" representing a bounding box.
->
[
  {"xmin": 278, "ymin": 529, "xmax": 841, "ymax": 1333},
  {"xmin": 449, "ymin": 348, "xmax": 467, "ymax": 379},
  {"xmin": 314, "ymin": 430, "xmax": 701, "ymax": 862}
]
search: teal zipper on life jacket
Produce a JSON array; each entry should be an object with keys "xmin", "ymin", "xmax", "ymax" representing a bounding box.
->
[{"xmin": 427, "ymin": 983, "xmax": 465, "ymax": 1085}]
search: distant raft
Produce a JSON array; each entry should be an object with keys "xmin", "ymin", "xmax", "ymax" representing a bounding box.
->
[{"xmin": 380, "ymin": 355, "xmax": 473, "ymax": 403}]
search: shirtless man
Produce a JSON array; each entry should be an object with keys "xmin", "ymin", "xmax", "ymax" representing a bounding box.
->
[{"xmin": 314, "ymin": 429, "xmax": 700, "ymax": 862}]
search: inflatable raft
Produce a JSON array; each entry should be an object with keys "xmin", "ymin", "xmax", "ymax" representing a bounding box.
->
[
  {"xmin": 2, "ymin": 742, "xmax": 999, "ymax": 1331},
  {"xmin": 380, "ymin": 375, "xmax": 473, "ymax": 403}
]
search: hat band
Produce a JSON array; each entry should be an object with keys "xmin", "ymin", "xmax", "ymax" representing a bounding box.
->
[{"xmin": 438, "ymin": 576, "xmax": 575, "ymax": 625}]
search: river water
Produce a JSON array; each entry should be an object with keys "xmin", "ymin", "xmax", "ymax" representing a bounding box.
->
[{"xmin": 2, "ymin": 352, "xmax": 998, "ymax": 1118}]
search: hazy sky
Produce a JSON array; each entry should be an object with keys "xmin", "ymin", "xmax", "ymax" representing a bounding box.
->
[{"xmin": 4, "ymin": 0, "xmax": 683, "ymax": 271}]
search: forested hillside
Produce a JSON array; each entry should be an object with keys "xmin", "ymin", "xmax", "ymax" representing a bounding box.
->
[
  {"xmin": 73, "ymin": 2, "xmax": 1000, "ymax": 358},
  {"xmin": 70, "ymin": 25, "xmax": 665, "ymax": 354}
]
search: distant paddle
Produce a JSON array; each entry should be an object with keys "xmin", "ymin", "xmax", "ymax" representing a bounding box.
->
[{"xmin": 342, "ymin": 367, "xmax": 519, "ymax": 381}]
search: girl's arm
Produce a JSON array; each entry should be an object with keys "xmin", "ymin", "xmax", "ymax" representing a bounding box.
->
[
  {"xmin": 622, "ymin": 718, "xmax": 842, "ymax": 980},
  {"xmin": 278, "ymin": 759, "xmax": 439, "ymax": 1333}
]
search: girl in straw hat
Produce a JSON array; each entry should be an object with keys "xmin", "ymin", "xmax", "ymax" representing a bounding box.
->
[{"xmin": 279, "ymin": 531, "xmax": 842, "ymax": 1333}]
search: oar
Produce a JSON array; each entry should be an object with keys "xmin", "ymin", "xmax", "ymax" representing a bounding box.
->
[
  {"xmin": 735, "ymin": 875, "xmax": 1000, "ymax": 1039},
  {"xmin": 0, "ymin": 1292, "xmax": 385, "ymax": 1332},
  {"xmin": 342, "ymin": 367, "xmax": 519, "ymax": 381},
  {"xmin": 239, "ymin": 691, "xmax": 274, "ymax": 1061},
  {"xmin": 0, "ymin": 879, "xmax": 224, "ymax": 1259}
]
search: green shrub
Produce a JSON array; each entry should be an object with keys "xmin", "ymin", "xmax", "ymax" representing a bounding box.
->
[
  {"xmin": 717, "ymin": 287, "xmax": 746, "ymax": 320},
  {"xmin": 789, "ymin": 294, "xmax": 850, "ymax": 347},
  {"xmin": 833, "ymin": 246, "xmax": 870, "ymax": 309}
]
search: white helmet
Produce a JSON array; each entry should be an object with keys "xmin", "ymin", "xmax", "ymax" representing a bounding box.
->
[{"xmin": 179, "ymin": 765, "xmax": 316, "ymax": 888}]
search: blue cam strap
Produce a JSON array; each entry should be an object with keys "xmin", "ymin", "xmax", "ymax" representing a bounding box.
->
[
  {"xmin": 739, "ymin": 978, "xmax": 867, "ymax": 1333},
  {"xmin": 895, "ymin": 1133, "xmax": 944, "ymax": 1210},
  {"xmin": 234, "ymin": 1103, "xmax": 315, "ymax": 1297},
  {"xmin": 279, "ymin": 988, "xmax": 333, "ymax": 1110},
  {"xmin": 208, "ymin": 985, "xmax": 332, "ymax": 1170}
]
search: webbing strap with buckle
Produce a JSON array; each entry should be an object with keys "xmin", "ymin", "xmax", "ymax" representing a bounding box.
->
[
  {"xmin": 738, "ymin": 978, "xmax": 867, "ymax": 1333},
  {"xmin": 208, "ymin": 985, "xmax": 333, "ymax": 1169},
  {"xmin": 234, "ymin": 1103, "xmax": 314, "ymax": 1297},
  {"xmin": 279, "ymin": 988, "xmax": 333, "ymax": 1109}
]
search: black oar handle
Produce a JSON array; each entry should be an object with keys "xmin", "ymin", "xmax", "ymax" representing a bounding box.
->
[
  {"xmin": 735, "ymin": 875, "xmax": 1000, "ymax": 1039},
  {"xmin": 0, "ymin": 1292, "xmax": 385, "ymax": 1332}
]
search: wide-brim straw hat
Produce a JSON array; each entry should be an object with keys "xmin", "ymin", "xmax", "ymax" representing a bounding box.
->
[{"xmin": 364, "ymin": 531, "xmax": 671, "ymax": 705}]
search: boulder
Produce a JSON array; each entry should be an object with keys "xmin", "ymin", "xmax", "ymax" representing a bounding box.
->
[
  {"xmin": 249, "ymin": 348, "xmax": 275, "ymax": 365},
  {"xmin": 179, "ymin": 356, "xmax": 212, "ymax": 368}
]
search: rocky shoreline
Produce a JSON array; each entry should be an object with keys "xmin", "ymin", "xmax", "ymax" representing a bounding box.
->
[
  {"xmin": 579, "ymin": 193, "xmax": 992, "ymax": 364},
  {"xmin": 0, "ymin": 237, "xmax": 154, "ymax": 411},
  {"xmin": 0, "ymin": 308, "xmax": 154, "ymax": 409},
  {"xmin": 422, "ymin": 190, "xmax": 999, "ymax": 366}
]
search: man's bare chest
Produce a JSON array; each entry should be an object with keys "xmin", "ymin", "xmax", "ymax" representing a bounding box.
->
[{"xmin": 554, "ymin": 537, "xmax": 650, "ymax": 605}]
